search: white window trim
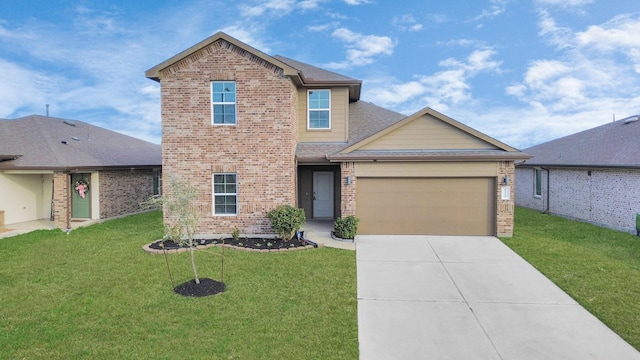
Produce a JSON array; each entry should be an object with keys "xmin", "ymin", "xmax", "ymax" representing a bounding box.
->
[
  {"xmin": 534, "ymin": 168, "xmax": 542, "ymax": 198},
  {"xmin": 212, "ymin": 173, "xmax": 238, "ymax": 216},
  {"xmin": 307, "ymin": 89, "xmax": 331, "ymax": 130},
  {"xmin": 211, "ymin": 81, "xmax": 237, "ymax": 126}
]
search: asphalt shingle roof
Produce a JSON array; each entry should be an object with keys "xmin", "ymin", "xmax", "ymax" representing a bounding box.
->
[
  {"xmin": 521, "ymin": 115, "xmax": 640, "ymax": 168},
  {"xmin": 0, "ymin": 115, "xmax": 161, "ymax": 170},
  {"xmin": 273, "ymin": 55, "xmax": 360, "ymax": 83}
]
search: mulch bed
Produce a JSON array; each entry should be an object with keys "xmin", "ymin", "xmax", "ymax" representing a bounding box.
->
[
  {"xmin": 144, "ymin": 236, "xmax": 317, "ymax": 254},
  {"xmin": 174, "ymin": 278, "xmax": 226, "ymax": 297}
]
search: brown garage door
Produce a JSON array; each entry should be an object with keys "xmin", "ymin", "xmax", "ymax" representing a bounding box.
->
[{"xmin": 356, "ymin": 177, "xmax": 495, "ymax": 235}]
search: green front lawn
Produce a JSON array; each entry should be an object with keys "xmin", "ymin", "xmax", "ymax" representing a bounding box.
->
[
  {"xmin": 502, "ymin": 207, "xmax": 640, "ymax": 351},
  {"xmin": 0, "ymin": 211, "xmax": 358, "ymax": 359}
]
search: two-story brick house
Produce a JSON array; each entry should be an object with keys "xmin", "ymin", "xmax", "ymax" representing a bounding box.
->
[{"xmin": 146, "ymin": 32, "xmax": 529, "ymax": 237}]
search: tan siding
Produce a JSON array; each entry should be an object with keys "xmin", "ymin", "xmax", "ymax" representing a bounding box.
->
[
  {"xmin": 356, "ymin": 177, "xmax": 495, "ymax": 235},
  {"xmin": 297, "ymin": 87, "xmax": 348, "ymax": 142},
  {"xmin": 355, "ymin": 162, "xmax": 498, "ymax": 178},
  {"xmin": 360, "ymin": 114, "xmax": 498, "ymax": 150}
]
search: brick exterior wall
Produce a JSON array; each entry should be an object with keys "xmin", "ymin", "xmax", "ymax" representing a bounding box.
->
[
  {"xmin": 160, "ymin": 39, "xmax": 298, "ymax": 236},
  {"xmin": 99, "ymin": 169, "xmax": 156, "ymax": 219},
  {"xmin": 340, "ymin": 162, "xmax": 356, "ymax": 217},
  {"xmin": 515, "ymin": 167, "xmax": 546, "ymax": 211},
  {"xmin": 496, "ymin": 161, "xmax": 516, "ymax": 237},
  {"xmin": 53, "ymin": 171, "xmax": 70, "ymax": 230},
  {"xmin": 516, "ymin": 167, "xmax": 640, "ymax": 234}
]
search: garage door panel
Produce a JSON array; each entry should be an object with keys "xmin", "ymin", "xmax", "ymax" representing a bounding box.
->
[{"xmin": 356, "ymin": 178, "xmax": 495, "ymax": 235}]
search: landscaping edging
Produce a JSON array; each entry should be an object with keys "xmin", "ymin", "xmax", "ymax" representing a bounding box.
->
[
  {"xmin": 142, "ymin": 240, "xmax": 320, "ymax": 255},
  {"xmin": 331, "ymin": 231, "xmax": 355, "ymax": 243}
]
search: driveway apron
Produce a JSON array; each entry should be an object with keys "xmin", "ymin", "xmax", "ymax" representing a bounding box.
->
[{"xmin": 356, "ymin": 235, "xmax": 640, "ymax": 360}]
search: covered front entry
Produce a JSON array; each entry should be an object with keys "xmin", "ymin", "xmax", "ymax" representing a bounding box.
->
[
  {"xmin": 356, "ymin": 177, "xmax": 496, "ymax": 235},
  {"xmin": 298, "ymin": 165, "xmax": 340, "ymax": 220}
]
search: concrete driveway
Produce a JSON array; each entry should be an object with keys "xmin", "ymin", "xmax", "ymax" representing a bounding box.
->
[{"xmin": 356, "ymin": 235, "xmax": 640, "ymax": 360}]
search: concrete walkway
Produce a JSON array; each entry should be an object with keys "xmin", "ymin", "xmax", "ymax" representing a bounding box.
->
[
  {"xmin": 356, "ymin": 235, "xmax": 640, "ymax": 360},
  {"xmin": 301, "ymin": 220, "xmax": 355, "ymax": 250},
  {"xmin": 0, "ymin": 219, "xmax": 99, "ymax": 239}
]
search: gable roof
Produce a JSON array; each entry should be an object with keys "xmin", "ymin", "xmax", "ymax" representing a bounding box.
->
[
  {"xmin": 146, "ymin": 32, "xmax": 362, "ymax": 101},
  {"xmin": 0, "ymin": 115, "xmax": 161, "ymax": 171},
  {"xmin": 520, "ymin": 115, "xmax": 640, "ymax": 168},
  {"xmin": 323, "ymin": 107, "xmax": 529, "ymax": 162}
]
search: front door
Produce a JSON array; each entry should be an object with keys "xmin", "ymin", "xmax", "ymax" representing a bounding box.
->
[
  {"xmin": 71, "ymin": 173, "xmax": 91, "ymax": 218},
  {"xmin": 313, "ymin": 172, "xmax": 333, "ymax": 218}
]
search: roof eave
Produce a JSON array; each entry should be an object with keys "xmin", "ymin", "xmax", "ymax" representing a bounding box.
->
[
  {"xmin": 0, "ymin": 164, "xmax": 161, "ymax": 172},
  {"xmin": 517, "ymin": 163, "xmax": 640, "ymax": 169},
  {"xmin": 327, "ymin": 153, "xmax": 532, "ymax": 162},
  {"xmin": 301, "ymin": 79, "xmax": 362, "ymax": 101}
]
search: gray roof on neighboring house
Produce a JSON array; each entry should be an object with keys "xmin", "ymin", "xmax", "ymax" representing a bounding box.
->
[
  {"xmin": 295, "ymin": 101, "xmax": 406, "ymax": 162},
  {"xmin": 520, "ymin": 115, "xmax": 640, "ymax": 168},
  {"xmin": 0, "ymin": 115, "xmax": 161, "ymax": 171}
]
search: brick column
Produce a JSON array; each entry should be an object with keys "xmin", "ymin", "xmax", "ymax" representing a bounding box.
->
[
  {"xmin": 53, "ymin": 171, "xmax": 71, "ymax": 230},
  {"xmin": 340, "ymin": 162, "xmax": 356, "ymax": 217},
  {"xmin": 496, "ymin": 161, "xmax": 515, "ymax": 237}
]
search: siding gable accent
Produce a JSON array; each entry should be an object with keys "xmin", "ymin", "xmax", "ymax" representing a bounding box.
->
[
  {"xmin": 359, "ymin": 113, "xmax": 499, "ymax": 151},
  {"xmin": 339, "ymin": 107, "xmax": 519, "ymax": 154}
]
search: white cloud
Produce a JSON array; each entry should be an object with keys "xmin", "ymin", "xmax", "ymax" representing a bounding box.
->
[
  {"xmin": 537, "ymin": 9, "xmax": 575, "ymax": 49},
  {"xmin": 343, "ymin": 0, "xmax": 370, "ymax": 5},
  {"xmin": 472, "ymin": 0, "xmax": 509, "ymax": 22},
  {"xmin": 219, "ymin": 24, "xmax": 272, "ymax": 52},
  {"xmin": 239, "ymin": 0, "xmax": 296, "ymax": 17},
  {"xmin": 576, "ymin": 14, "xmax": 640, "ymax": 51},
  {"xmin": 326, "ymin": 28, "xmax": 394, "ymax": 68},
  {"xmin": 499, "ymin": 10, "xmax": 640, "ymax": 147},
  {"xmin": 392, "ymin": 15, "xmax": 423, "ymax": 32},
  {"xmin": 535, "ymin": 0, "xmax": 595, "ymax": 7},
  {"xmin": 363, "ymin": 48, "xmax": 502, "ymax": 112}
]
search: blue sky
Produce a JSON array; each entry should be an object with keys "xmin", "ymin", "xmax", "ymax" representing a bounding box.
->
[{"xmin": 1, "ymin": 0, "xmax": 639, "ymax": 148}]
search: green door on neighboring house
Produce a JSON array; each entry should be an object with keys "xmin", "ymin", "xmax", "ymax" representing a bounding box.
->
[{"xmin": 71, "ymin": 173, "xmax": 91, "ymax": 218}]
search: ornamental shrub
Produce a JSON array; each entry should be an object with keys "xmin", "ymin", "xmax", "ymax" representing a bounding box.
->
[
  {"xmin": 267, "ymin": 205, "xmax": 306, "ymax": 241},
  {"xmin": 334, "ymin": 215, "xmax": 359, "ymax": 239}
]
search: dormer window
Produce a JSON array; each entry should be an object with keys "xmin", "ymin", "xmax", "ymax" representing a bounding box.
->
[
  {"xmin": 308, "ymin": 89, "xmax": 330, "ymax": 129},
  {"xmin": 212, "ymin": 81, "xmax": 236, "ymax": 125}
]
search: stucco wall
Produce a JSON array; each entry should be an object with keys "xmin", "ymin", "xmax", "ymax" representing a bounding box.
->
[
  {"xmin": 516, "ymin": 167, "xmax": 640, "ymax": 234},
  {"xmin": 0, "ymin": 172, "xmax": 53, "ymax": 224}
]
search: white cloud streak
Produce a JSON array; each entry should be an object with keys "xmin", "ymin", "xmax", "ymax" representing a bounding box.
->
[{"xmin": 325, "ymin": 28, "xmax": 395, "ymax": 69}]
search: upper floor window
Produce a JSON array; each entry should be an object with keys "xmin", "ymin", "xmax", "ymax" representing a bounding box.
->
[
  {"xmin": 308, "ymin": 89, "xmax": 330, "ymax": 129},
  {"xmin": 212, "ymin": 81, "xmax": 236, "ymax": 125}
]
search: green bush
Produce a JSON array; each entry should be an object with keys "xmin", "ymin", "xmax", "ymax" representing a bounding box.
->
[
  {"xmin": 334, "ymin": 215, "xmax": 359, "ymax": 239},
  {"xmin": 267, "ymin": 205, "xmax": 306, "ymax": 241}
]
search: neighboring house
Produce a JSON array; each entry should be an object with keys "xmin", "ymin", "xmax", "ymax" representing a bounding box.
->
[
  {"xmin": 516, "ymin": 115, "xmax": 640, "ymax": 234},
  {"xmin": 146, "ymin": 32, "xmax": 529, "ymax": 237},
  {"xmin": 0, "ymin": 115, "xmax": 162, "ymax": 230}
]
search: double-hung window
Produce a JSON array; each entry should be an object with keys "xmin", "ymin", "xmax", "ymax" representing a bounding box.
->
[
  {"xmin": 308, "ymin": 89, "xmax": 330, "ymax": 129},
  {"xmin": 212, "ymin": 81, "xmax": 236, "ymax": 125},
  {"xmin": 213, "ymin": 173, "xmax": 237, "ymax": 215}
]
